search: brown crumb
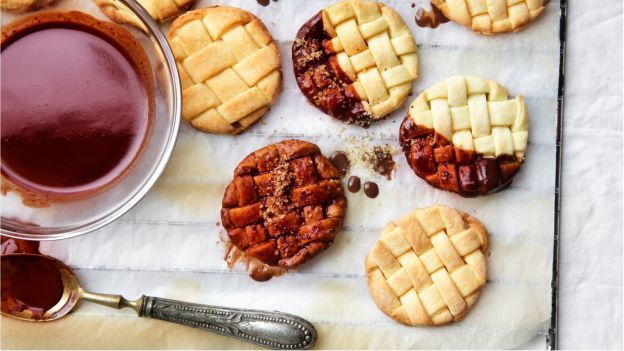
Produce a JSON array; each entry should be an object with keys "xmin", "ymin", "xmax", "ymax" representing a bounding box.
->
[{"xmin": 261, "ymin": 160, "xmax": 295, "ymax": 225}]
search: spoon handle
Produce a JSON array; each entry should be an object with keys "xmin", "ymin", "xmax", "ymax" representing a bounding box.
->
[{"xmin": 139, "ymin": 296, "xmax": 317, "ymax": 350}]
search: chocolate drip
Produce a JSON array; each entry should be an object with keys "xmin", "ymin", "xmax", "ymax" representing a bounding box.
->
[{"xmin": 415, "ymin": 5, "xmax": 449, "ymax": 29}]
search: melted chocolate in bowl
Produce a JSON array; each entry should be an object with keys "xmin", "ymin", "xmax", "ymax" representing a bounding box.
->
[{"xmin": 1, "ymin": 12, "xmax": 153, "ymax": 199}]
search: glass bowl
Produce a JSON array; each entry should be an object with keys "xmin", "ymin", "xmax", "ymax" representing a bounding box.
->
[{"xmin": 0, "ymin": 0, "xmax": 181, "ymax": 240}]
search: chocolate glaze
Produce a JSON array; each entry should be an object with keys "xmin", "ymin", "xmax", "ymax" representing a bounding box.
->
[
  {"xmin": 292, "ymin": 12, "xmax": 374, "ymax": 127},
  {"xmin": 1, "ymin": 12, "xmax": 153, "ymax": 200},
  {"xmin": 329, "ymin": 151, "xmax": 350, "ymax": 176},
  {"xmin": 224, "ymin": 239, "xmax": 285, "ymax": 282},
  {"xmin": 347, "ymin": 176, "xmax": 361, "ymax": 193},
  {"xmin": 363, "ymin": 181, "xmax": 379, "ymax": 199},
  {"xmin": 1, "ymin": 255, "xmax": 64, "ymax": 319},
  {"xmin": 399, "ymin": 116, "xmax": 523, "ymax": 197},
  {"xmin": 415, "ymin": 5, "xmax": 449, "ymax": 29}
]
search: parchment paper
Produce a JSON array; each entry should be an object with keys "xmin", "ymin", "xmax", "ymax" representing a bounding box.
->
[{"xmin": 1, "ymin": 0, "xmax": 560, "ymax": 348}]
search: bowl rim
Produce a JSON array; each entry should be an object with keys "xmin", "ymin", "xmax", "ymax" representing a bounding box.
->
[{"xmin": 0, "ymin": 0, "xmax": 182, "ymax": 241}]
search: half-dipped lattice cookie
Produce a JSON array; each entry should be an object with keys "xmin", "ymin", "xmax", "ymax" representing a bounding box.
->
[
  {"xmin": 293, "ymin": 0, "xmax": 418, "ymax": 127},
  {"xmin": 366, "ymin": 205, "xmax": 489, "ymax": 326},
  {"xmin": 399, "ymin": 76, "xmax": 528, "ymax": 197},
  {"xmin": 221, "ymin": 140, "xmax": 347, "ymax": 269},
  {"xmin": 169, "ymin": 6, "xmax": 282, "ymax": 134},
  {"xmin": 431, "ymin": 0, "xmax": 545, "ymax": 34}
]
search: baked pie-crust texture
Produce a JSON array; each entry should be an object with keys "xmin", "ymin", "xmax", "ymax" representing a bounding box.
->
[
  {"xmin": 400, "ymin": 76, "xmax": 528, "ymax": 196},
  {"xmin": 366, "ymin": 205, "xmax": 489, "ymax": 326},
  {"xmin": 221, "ymin": 140, "xmax": 346, "ymax": 269},
  {"xmin": 293, "ymin": 0, "xmax": 418, "ymax": 126},
  {"xmin": 96, "ymin": 0, "xmax": 195, "ymax": 24},
  {"xmin": 169, "ymin": 6, "xmax": 282, "ymax": 134},
  {"xmin": 0, "ymin": 0, "xmax": 55, "ymax": 12},
  {"xmin": 432, "ymin": 0, "xmax": 545, "ymax": 34}
]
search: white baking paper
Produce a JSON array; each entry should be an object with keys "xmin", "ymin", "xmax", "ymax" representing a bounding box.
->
[{"xmin": 1, "ymin": 0, "xmax": 560, "ymax": 348}]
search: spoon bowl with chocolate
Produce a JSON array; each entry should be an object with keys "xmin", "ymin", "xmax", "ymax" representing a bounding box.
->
[
  {"xmin": 1, "ymin": 254, "xmax": 317, "ymax": 349},
  {"xmin": 0, "ymin": 0, "xmax": 181, "ymax": 240}
]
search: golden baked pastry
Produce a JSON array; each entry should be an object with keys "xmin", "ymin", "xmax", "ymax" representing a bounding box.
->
[
  {"xmin": 221, "ymin": 140, "xmax": 346, "ymax": 269},
  {"xmin": 293, "ymin": 0, "xmax": 418, "ymax": 127},
  {"xmin": 399, "ymin": 76, "xmax": 528, "ymax": 196},
  {"xmin": 0, "ymin": 0, "xmax": 54, "ymax": 12},
  {"xmin": 95, "ymin": 0, "xmax": 195, "ymax": 24},
  {"xmin": 431, "ymin": 0, "xmax": 545, "ymax": 34},
  {"xmin": 169, "ymin": 6, "xmax": 282, "ymax": 134},
  {"xmin": 366, "ymin": 205, "xmax": 489, "ymax": 326}
]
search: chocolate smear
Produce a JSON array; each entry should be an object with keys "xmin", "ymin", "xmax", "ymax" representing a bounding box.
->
[{"xmin": 362, "ymin": 145, "xmax": 396, "ymax": 180}]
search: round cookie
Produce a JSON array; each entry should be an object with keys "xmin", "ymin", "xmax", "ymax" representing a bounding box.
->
[
  {"xmin": 96, "ymin": 0, "xmax": 195, "ymax": 25},
  {"xmin": 431, "ymin": 0, "xmax": 545, "ymax": 34},
  {"xmin": 169, "ymin": 6, "xmax": 282, "ymax": 135},
  {"xmin": 365, "ymin": 205, "xmax": 489, "ymax": 326},
  {"xmin": 292, "ymin": 0, "xmax": 418, "ymax": 127},
  {"xmin": 221, "ymin": 139, "xmax": 347, "ymax": 269},
  {"xmin": 399, "ymin": 76, "xmax": 528, "ymax": 197}
]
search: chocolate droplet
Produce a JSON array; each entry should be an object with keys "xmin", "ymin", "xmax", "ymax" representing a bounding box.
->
[
  {"xmin": 256, "ymin": 0, "xmax": 270, "ymax": 6},
  {"xmin": 329, "ymin": 151, "xmax": 350, "ymax": 176},
  {"xmin": 347, "ymin": 176, "xmax": 361, "ymax": 193},
  {"xmin": 363, "ymin": 181, "xmax": 379, "ymax": 198}
]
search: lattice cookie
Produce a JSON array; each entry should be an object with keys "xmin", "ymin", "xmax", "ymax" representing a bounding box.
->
[
  {"xmin": 293, "ymin": 0, "xmax": 418, "ymax": 127},
  {"xmin": 366, "ymin": 205, "xmax": 489, "ymax": 326},
  {"xmin": 399, "ymin": 76, "xmax": 528, "ymax": 197},
  {"xmin": 96, "ymin": 0, "xmax": 195, "ymax": 24},
  {"xmin": 221, "ymin": 140, "xmax": 346, "ymax": 269},
  {"xmin": 169, "ymin": 6, "xmax": 282, "ymax": 134},
  {"xmin": 0, "ymin": 0, "xmax": 55, "ymax": 12},
  {"xmin": 432, "ymin": 0, "xmax": 545, "ymax": 34}
]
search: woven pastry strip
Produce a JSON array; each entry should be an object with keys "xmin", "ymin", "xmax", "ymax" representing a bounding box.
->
[
  {"xmin": 432, "ymin": 0, "xmax": 545, "ymax": 34},
  {"xmin": 366, "ymin": 205, "xmax": 489, "ymax": 326},
  {"xmin": 169, "ymin": 6, "xmax": 282, "ymax": 134},
  {"xmin": 221, "ymin": 140, "xmax": 346, "ymax": 269},
  {"xmin": 400, "ymin": 75, "xmax": 528, "ymax": 196}
]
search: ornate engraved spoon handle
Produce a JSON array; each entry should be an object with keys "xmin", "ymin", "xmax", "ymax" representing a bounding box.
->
[{"xmin": 139, "ymin": 296, "xmax": 317, "ymax": 350}]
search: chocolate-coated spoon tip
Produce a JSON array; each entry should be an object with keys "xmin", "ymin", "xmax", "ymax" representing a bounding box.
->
[{"xmin": 1, "ymin": 254, "xmax": 79, "ymax": 322}]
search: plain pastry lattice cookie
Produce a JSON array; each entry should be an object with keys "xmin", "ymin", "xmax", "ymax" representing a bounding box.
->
[
  {"xmin": 366, "ymin": 205, "xmax": 489, "ymax": 326},
  {"xmin": 399, "ymin": 76, "xmax": 528, "ymax": 197},
  {"xmin": 96, "ymin": 0, "xmax": 195, "ymax": 24},
  {"xmin": 169, "ymin": 6, "xmax": 282, "ymax": 134},
  {"xmin": 431, "ymin": 0, "xmax": 545, "ymax": 34},
  {"xmin": 293, "ymin": 0, "xmax": 418, "ymax": 127},
  {"xmin": 0, "ymin": 0, "xmax": 55, "ymax": 12}
]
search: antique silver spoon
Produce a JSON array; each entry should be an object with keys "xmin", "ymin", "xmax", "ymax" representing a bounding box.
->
[{"xmin": 1, "ymin": 254, "xmax": 317, "ymax": 349}]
